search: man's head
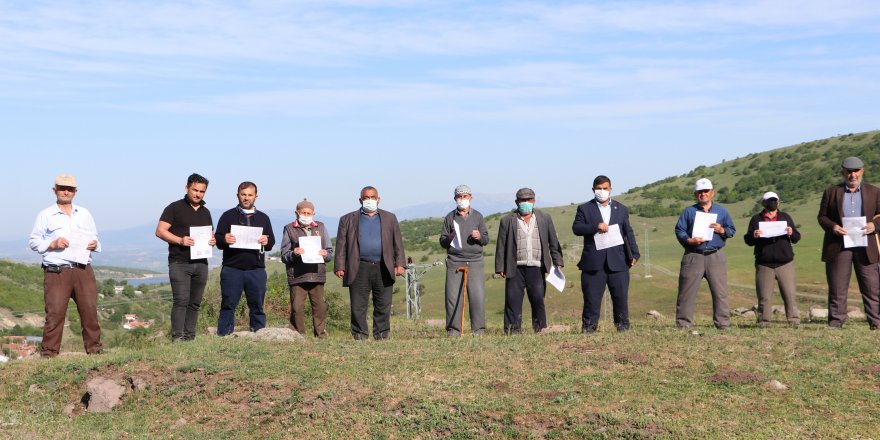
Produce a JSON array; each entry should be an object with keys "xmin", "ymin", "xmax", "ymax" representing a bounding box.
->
[
  {"xmin": 185, "ymin": 173, "xmax": 209, "ymax": 205},
  {"xmin": 454, "ymin": 185, "xmax": 472, "ymax": 211},
  {"xmin": 237, "ymin": 181, "xmax": 258, "ymax": 210},
  {"xmin": 360, "ymin": 186, "xmax": 380, "ymax": 212},
  {"xmin": 296, "ymin": 199, "xmax": 315, "ymax": 223},
  {"xmin": 515, "ymin": 187, "xmax": 536, "ymax": 215},
  {"xmin": 53, "ymin": 174, "xmax": 78, "ymax": 205},
  {"xmin": 592, "ymin": 175, "xmax": 612, "ymax": 203},
  {"xmin": 841, "ymin": 156, "xmax": 865, "ymax": 189},
  {"xmin": 694, "ymin": 178, "xmax": 715, "ymax": 206},
  {"xmin": 762, "ymin": 191, "xmax": 779, "ymax": 212}
]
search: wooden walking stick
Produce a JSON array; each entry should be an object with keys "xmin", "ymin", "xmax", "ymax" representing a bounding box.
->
[{"xmin": 456, "ymin": 266, "xmax": 469, "ymax": 334}]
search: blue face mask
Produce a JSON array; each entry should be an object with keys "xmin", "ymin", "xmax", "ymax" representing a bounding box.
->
[{"xmin": 517, "ymin": 201, "xmax": 534, "ymax": 214}]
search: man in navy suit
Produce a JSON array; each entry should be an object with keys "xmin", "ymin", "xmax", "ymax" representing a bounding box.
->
[{"xmin": 572, "ymin": 175, "xmax": 640, "ymax": 333}]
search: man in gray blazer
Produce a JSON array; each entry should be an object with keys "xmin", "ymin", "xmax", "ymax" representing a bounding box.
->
[
  {"xmin": 818, "ymin": 156, "xmax": 880, "ymax": 329},
  {"xmin": 495, "ymin": 187, "xmax": 563, "ymax": 334},
  {"xmin": 335, "ymin": 186, "xmax": 406, "ymax": 340}
]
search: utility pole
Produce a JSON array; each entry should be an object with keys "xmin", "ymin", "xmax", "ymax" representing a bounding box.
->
[
  {"xmin": 404, "ymin": 258, "xmax": 442, "ymax": 320},
  {"xmin": 643, "ymin": 222, "xmax": 653, "ymax": 278}
]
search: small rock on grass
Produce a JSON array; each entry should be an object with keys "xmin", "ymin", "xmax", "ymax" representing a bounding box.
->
[
  {"xmin": 765, "ymin": 380, "xmax": 788, "ymax": 391},
  {"xmin": 171, "ymin": 418, "xmax": 188, "ymax": 429}
]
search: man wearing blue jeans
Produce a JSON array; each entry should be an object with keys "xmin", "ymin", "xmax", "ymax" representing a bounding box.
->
[
  {"xmin": 214, "ymin": 181, "xmax": 275, "ymax": 335},
  {"xmin": 156, "ymin": 173, "xmax": 216, "ymax": 341}
]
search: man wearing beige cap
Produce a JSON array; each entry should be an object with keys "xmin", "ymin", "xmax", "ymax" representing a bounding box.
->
[
  {"xmin": 439, "ymin": 185, "xmax": 490, "ymax": 336},
  {"xmin": 818, "ymin": 156, "xmax": 880, "ymax": 329},
  {"xmin": 28, "ymin": 174, "xmax": 103, "ymax": 357},
  {"xmin": 744, "ymin": 191, "xmax": 801, "ymax": 327},
  {"xmin": 495, "ymin": 187, "xmax": 563, "ymax": 334},
  {"xmin": 674, "ymin": 178, "xmax": 736, "ymax": 330}
]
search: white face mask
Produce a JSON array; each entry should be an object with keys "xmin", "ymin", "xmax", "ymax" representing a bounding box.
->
[
  {"xmin": 594, "ymin": 189, "xmax": 611, "ymax": 203},
  {"xmin": 362, "ymin": 199, "xmax": 378, "ymax": 212},
  {"xmin": 298, "ymin": 216, "xmax": 313, "ymax": 225},
  {"xmin": 456, "ymin": 199, "xmax": 470, "ymax": 210}
]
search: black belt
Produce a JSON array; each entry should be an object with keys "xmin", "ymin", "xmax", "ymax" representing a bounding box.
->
[
  {"xmin": 686, "ymin": 249, "xmax": 718, "ymax": 256},
  {"xmin": 359, "ymin": 259, "xmax": 381, "ymax": 264},
  {"xmin": 43, "ymin": 262, "xmax": 88, "ymax": 272}
]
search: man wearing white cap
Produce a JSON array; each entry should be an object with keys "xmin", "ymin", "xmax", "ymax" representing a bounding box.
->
[
  {"xmin": 673, "ymin": 178, "xmax": 736, "ymax": 329},
  {"xmin": 744, "ymin": 192, "xmax": 801, "ymax": 327},
  {"xmin": 818, "ymin": 156, "xmax": 880, "ymax": 329},
  {"xmin": 439, "ymin": 185, "xmax": 490, "ymax": 336},
  {"xmin": 28, "ymin": 174, "xmax": 103, "ymax": 357}
]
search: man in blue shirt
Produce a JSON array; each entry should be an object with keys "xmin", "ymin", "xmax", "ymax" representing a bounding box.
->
[{"xmin": 674, "ymin": 178, "xmax": 736, "ymax": 330}]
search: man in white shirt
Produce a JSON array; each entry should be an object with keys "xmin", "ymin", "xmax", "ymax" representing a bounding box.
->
[{"xmin": 28, "ymin": 174, "xmax": 103, "ymax": 357}]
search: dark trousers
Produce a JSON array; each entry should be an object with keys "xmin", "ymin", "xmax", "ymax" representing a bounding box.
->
[
  {"xmin": 169, "ymin": 262, "xmax": 209, "ymax": 340},
  {"xmin": 825, "ymin": 248, "xmax": 880, "ymax": 328},
  {"xmin": 41, "ymin": 265, "xmax": 102, "ymax": 356},
  {"xmin": 581, "ymin": 267, "xmax": 630, "ymax": 331},
  {"xmin": 349, "ymin": 262, "xmax": 394, "ymax": 340},
  {"xmin": 290, "ymin": 282, "xmax": 328, "ymax": 338},
  {"xmin": 503, "ymin": 266, "xmax": 547, "ymax": 334},
  {"xmin": 217, "ymin": 266, "xmax": 267, "ymax": 335}
]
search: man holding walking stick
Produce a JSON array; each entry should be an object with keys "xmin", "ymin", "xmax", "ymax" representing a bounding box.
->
[{"xmin": 439, "ymin": 185, "xmax": 489, "ymax": 336}]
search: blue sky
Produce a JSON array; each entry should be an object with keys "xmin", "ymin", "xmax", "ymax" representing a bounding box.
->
[{"xmin": 2, "ymin": 0, "xmax": 879, "ymax": 240}]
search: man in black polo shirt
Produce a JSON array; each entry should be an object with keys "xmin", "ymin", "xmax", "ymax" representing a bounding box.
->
[
  {"xmin": 214, "ymin": 181, "xmax": 275, "ymax": 335},
  {"xmin": 155, "ymin": 173, "xmax": 216, "ymax": 341}
]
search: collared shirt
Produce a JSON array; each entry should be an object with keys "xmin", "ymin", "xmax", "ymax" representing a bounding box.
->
[
  {"xmin": 674, "ymin": 202, "xmax": 736, "ymax": 252},
  {"xmin": 843, "ymin": 185, "xmax": 862, "ymax": 218},
  {"xmin": 596, "ymin": 200, "xmax": 612, "ymax": 225},
  {"xmin": 29, "ymin": 203, "xmax": 101, "ymax": 265},
  {"xmin": 358, "ymin": 211, "xmax": 382, "ymax": 262},
  {"xmin": 515, "ymin": 214, "xmax": 542, "ymax": 267}
]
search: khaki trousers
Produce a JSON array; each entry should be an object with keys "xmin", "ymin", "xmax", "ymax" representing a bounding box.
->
[
  {"xmin": 755, "ymin": 261, "xmax": 799, "ymax": 324},
  {"xmin": 290, "ymin": 283, "xmax": 328, "ymax": 338},
  {"xmin": 676, "ymin": 250, "xmax": 730, "ymax": 329}
]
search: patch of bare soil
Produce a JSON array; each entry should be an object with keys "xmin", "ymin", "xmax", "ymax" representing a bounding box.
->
[
  {"xmin": 614, "ymin": 352, "xmax": 649, "ymax": 365},
  {"xmin": 854, "ymin": 365, "xmax": 880, "ymax": 377},
  {"xmin": 707, "ymin": 367, "xmax": 763, "ymax": 385}
]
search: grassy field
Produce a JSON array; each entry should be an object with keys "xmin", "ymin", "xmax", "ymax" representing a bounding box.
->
[{"xmin": 2, "ymin": 319, "xmax": 879, "ymax": 439}]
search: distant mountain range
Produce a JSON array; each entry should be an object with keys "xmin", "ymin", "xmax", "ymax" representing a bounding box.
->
[{"xmin": 0, "ymin": 193, "xmax": 529, "ymax": 271}]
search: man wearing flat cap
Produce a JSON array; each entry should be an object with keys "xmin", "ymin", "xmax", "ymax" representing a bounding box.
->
[
  {"xmin": 818, "ymin": 156, "xmax": 880, "ymax": 329},
  {"xmin": 28, "ymin": 174, "xmax": 103, "ymax": 357},
  {"xmin": 674, "ymin": 178, "xmax": 736, "ymax": 330},
  {"xmin": 495, "ymin": 187, "xmax": 563, "ymax": 334},
  {"xmin": 439, "ymin": 185, "xmax": 490, "ymax": 336},
  {"xmin": 744, "ymin": 191, "xmax": 801, "ymax": 327}
]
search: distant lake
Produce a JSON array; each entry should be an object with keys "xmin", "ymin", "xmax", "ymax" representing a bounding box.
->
[{"xmin": 126, "ymin": 276, "xmax": 170, "ymax": 286}]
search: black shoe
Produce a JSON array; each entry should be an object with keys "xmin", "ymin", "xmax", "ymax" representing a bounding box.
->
[{"xmin": 616, "ymin": 326, "xmax": 630, "ymax": 333}]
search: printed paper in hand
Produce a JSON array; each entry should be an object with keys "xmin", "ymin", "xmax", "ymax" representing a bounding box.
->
[
  {"xmin": 298, "ymin": 235, "xmax": 324, "ymax": 264},
  {"xmin": 843, "ymin": 216, "xmax": 868, "ymax": 248},
  {"xmin": 692, "ymin": 212, "xmax": 718, "ymax": 241},
  {"xmin": 190, "ymin": 226, "xmax": 213, "ymax": 259},
  {"xmin": 758, "ymin": 221, "xmax": 788, "ymax": 238},
  {"xmin": 450, "ymin": 221, "xmax": 463, "ymax": 250},
  {"xmin": 230, "ymin": 225, "xmax": 263, "ymax": 250},
  {"xmin": 56, "ymin": 228, "xmax": 95, "ymax": 265},
  {"xmin": 594, "ymin": 224, "xmax": 624, "ymax": 250},
  {"xmin": 546, "ymin": 265, "xmax": 566, "ymax": 293}
]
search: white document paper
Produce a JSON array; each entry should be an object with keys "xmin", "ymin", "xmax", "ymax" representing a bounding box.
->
[
  {"xmin": 692, "ymin": 212, "xmax": 718, "ymax": 241},
  {"xmin": 545, "ymin": 265, "xmax": 566, "ymax": 293},
  {"xmin": 758, "ymin": 221, "xmax": 788, "ymax": 238},
  {"xmin": 190, "ymin": 226, "xmax": 213, "ymax": 259},
  {"xmin": 843, "ymin": 216, "xmax": 868, "ymax": 248},
  {"xmin": 594, "ymin": 224, "xmax": 624, "ymax": 251},
  {"xmin": 230, "ymin": 225, "xmax": 263, "ymax": 250},
  {"xmin": 450, "ymin": 221, "xmax": 463, "ymax": 250},
  {"xmin": 298, "ymin": 235, "xmax": 324, "ymax": 264},
  {"xmin": 57, "ymin": 228, "xmax": 94, "ymax": 265}
]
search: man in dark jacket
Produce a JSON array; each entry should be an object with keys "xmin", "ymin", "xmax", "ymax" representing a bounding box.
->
[
  {"xmin": 744, "ymin": 191, "xmax": 801, "ymax": 327},
  {"xmin": 214, "ymin": 181, "xmax": 275, "ymax": 336},
  {"xmin": 334, "ymin": 186, "xmax": 406, "ymax": 340},
  {"xmin": 281, "ymin": 199, "xmax": 334, "ymax": 338},
  {"xmin": 495, "ymin": 187, "xmax": 563, "ymax": 334}
]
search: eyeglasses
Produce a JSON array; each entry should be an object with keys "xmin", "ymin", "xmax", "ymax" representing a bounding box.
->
[
  {"xmin": 56, "ymin": 186, "xmax": 77, "ymax": 193},
  {"xmin": 696, "ymin": 189, "xmax": 711, "ymax": 194},
  {"xmin": 845, "ymin": 169, "xmax": 862, "ymax": 174}
]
